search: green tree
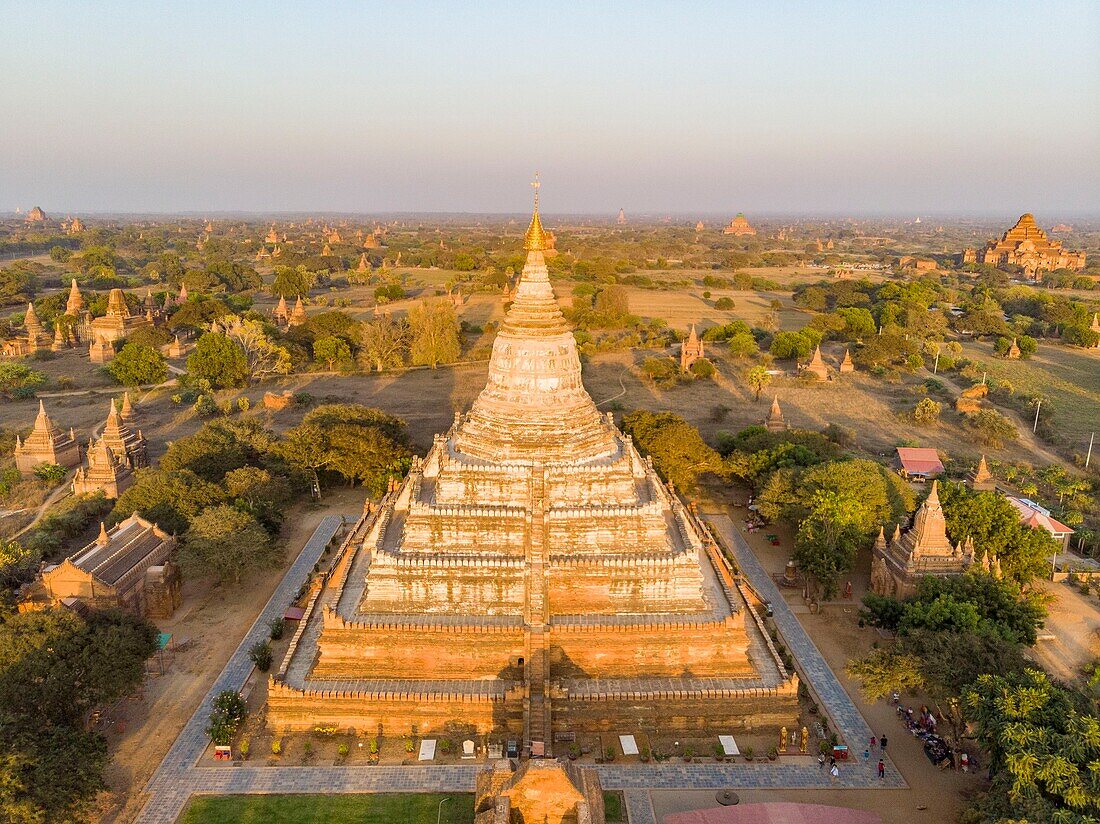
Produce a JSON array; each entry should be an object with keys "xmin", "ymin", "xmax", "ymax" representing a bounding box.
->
[
  {"xmin": 769, "ymin": 331, "xmax": 813, "ymax": 359},
  {"xmin": 727, "ymin": 331, "xmax": 759, "ymax": 358},
  {"xmin": 408, "ymin": 300, "xmax": 461, "ymax": 368},
  {"xmin": 0, "ymin": 364, "xmax": 46, "ymax": 400},
  {"xmin": 793, "ymin": 488, "xmax": 866, "ymax": 599},
  {"xmin": 112, "ymin": 468, "xmax": 224, "ymax": 534},
  {"xmin": 107, "ymin": 342, "xmax": 167, "ymax": 386},
  {"xmin": 966, "ymin": 408, "xmax": 1017, "ymax": 448},
  {"xmin": 621, "ymin": 411, "xmax": 725, "ymax": 491},
  {"xmin": 271, "ymin": 264, "xmax": 316, "ymax": 298},
  {"xmin": 182, "ymin": 505, "xmax": 279, "ymax": 584},
  {"xmin": 186, "ymin": 333, "xmax": 250, "ymax": 388},
  {"xmin": 912, "ymin": 397, "xmax": 941, "ymax": 426},
  {"xmin": 206, "ymin": 690, "xmax": 248, "ymax": 746},
  {"xmin": 312, "ymin": 336, "xmax": 352, "ymax": 371},
  {"xmin": 746, "ymin": 364, "xmax": 772, "ymax": 401}
]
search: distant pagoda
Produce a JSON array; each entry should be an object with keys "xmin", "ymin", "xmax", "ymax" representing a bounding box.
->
[{"xmin": 723, "ymin": 213, "xmax": 756, "ymax": 236}]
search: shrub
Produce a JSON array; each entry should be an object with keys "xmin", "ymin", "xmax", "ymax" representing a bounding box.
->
[
  {"xmin": 337, "ymin": 742, "xmax": 349, "ymax": 759},
  {"xmin": 268, "ymin": 616, "xmax": 285, "ymax": 640},
  {"xmin": 714, "ymin": 297, "xmax": 735, "ymax": 310},
  {"xmin": 271, "ymin": 738, "xmax": 282, "ymax": 755},
  {"xmin": 689, "ymin": 358, "xmax": 716, "ymax": 380},
  {"xmin": 249, "ymin": 641, "xmax": 273, "ymax": 672},
  {"xmin": 33, "ymin": 463, "xmax": 68, "ymax": 484},
  {"xmin": 912, "ymin": 398, "xmax": 942, "ymax": 426},
  {"xmin": 239, "ymin": 737, "xmax": 250, "ymax": 760},
  {"xmin": 193, "ymin": 394, "xmax": 220, "ymax": 418},
  {"xmin": 207, "ymin": 690, "xmax": 247, "ymax": 745},
  {"xmin": 237, "ymin": 396, "xmax": 251, "ymax": 413}
]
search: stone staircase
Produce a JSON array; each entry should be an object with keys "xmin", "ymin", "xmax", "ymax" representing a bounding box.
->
[
  {"xmin": 523, "ymin": 469, "xmax": 552, "ymax": 757},
  {"xmin": 525, "ymin": 629, "xmax": 552, "ymax": 757}
]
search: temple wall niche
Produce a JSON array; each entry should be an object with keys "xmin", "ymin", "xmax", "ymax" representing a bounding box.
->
[
  {"xmin": 313, "ymin": 626, "xmax": 525, "ymax": 680},
  {"xmin": 547, "ymin": 558, "xmax": 707, "ymax": 615},
  {"xmin": 360, "ymin": 562, "xmax": 526, "ymax": 616},
  {"xmin": 549, "ymin": 619, "xmax": 752, "ymax": 678}
]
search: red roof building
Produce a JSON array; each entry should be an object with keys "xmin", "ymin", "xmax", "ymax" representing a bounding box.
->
[
  {"xmin": 895, "ymin": 447, "xmax": 945, "ymax": 480},
  {"xmin": 1007, "ymin": 497, "xmax": 1074, "ymax": 551}
]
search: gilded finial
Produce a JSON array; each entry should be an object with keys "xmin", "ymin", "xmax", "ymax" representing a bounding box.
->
[{"xmin": 524, "ymin": 172, "xmax": 546, "ymax": 252}]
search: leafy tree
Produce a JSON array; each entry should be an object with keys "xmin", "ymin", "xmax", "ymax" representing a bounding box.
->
[
  {"xmin": 112, "ymin": 468, "xmax": 224, "ymax": 534},
  {"xmin": 965, "ymin": 669, "xmax": 1100, "ymax": 821},
  {"xmin": 223, "ymin": 467, "xmax": 292, "ymax": 533},
  {"xmin": 0, "ymin": 540, "xmax": 38, "ymax": 592},
  {"xmin": 359, "ymin": 315, "xmax": 409, "ymax": 371},
  {"xmin": 281, "ymin": 404, "xmax": 411, "ymax": 494},
  {"xmin": 0, "ymin": 364, "xmax": 46, "ymax": 400},
  {"xmin": 408, "ymin": 300, "xmax": 461, "ymax": 368},
  {"xmin": 793, "ymin": 488, "xmax": 866, "ymax": 598},
  {"xmin": 160, "ymin": 419, "xmax": 276, "ymax": 482},
  {"xmin": 727, "ymin": 331, "xmax": 759, "ymax": 358},
  {"xmin": 32, "ymin": 463, "xmax": 66, "ymax": 484},
  {"xmin": 939, "ymin": 482, "xmax": 1053, "ymax": 585},
  {"xmin": 312, "ymin": 336, "xmax": 352, "ymax": 371},
  {"xmin": 769, "ymin": 331, "xmax": 813, "ymax": 359},
  {"xmin": 187, "ymin": 332, "xmax": 250, "ymax": 388},
  {"xmin": 107, "ymin": 342, "xmax": 167, "ymax": 386},
  {"xmin": 912, "ymin": 397, "xmax": 942, "ymax": 426},
  {"xmin": 210, "ymin": 316, "xmax": 291, "ymax": 381},
  {"xmin": 689, "ymin": 358, "xmax": 715, "ymax": 380},
  {"xmin": 374, "ymin": 283, "xmax": 405, "ymax": 303},
  {"xmin": 271, "ymin": 264, "xmax": 316, "ymax": 298},
  {"xmin": 746, "ymin": 364, "xmax": 772, "ymax": 401},
  {"xmin": 714, "ymin": 296, "xmax": 735, "ymax": 310},
  {"xmin": 249, "ymin": 641, "xmax": 273, "ymax": 672},
  {"xmin": 182, "ymin": 505, "xmax": 279, "ymax": 584},
  {"xmin": 966, "ymin": 408, "xmax": 1017, "ymax": 448},
  {"xmin": 621, "ymin": 410, "xmax": 726, "ymax": 491}
]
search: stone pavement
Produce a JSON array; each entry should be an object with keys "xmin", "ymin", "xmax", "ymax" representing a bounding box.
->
[{"xmin": 135, "ymin": 510, "xmax": 903, "ymax": 823}]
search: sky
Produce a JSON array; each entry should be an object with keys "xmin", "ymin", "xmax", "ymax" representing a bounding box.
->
[{"xmin": 0, "ymin": 1, "xmax": 1098, "ymax": 217}]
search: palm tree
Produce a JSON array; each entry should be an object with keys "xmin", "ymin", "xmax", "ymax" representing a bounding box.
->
[{"xmin": 747, "ymin": 365, "xmax": 772, "ymax": 402}]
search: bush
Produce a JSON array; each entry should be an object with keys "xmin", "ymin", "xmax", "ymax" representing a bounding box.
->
[
  {"xmin": 912, "ymin": 398, "xmax": 942, "ymax": 426},
  {"xmin": 374, "ymin": 284, "xmax": 405, "ymax": 303},
  {"xmin": 268, "ymin": 616, "xmax": 285, "ymax": 640},
  {"xmin": 33, "ymin": 463, "xmax": 68, "ymax": 484},
  {"xmin": 249, "ymin": 641, "xmax": 273, "ymax": 672},
  {"xmin": 689, "ymin": 358, "xmax": 716, "ymax": 380},
  {"xmin": 271, "ymin": 738, "xmax": 282, "ymax": 755},
  {"xmin": 337, "ymin": 742, "xmax": 349, "ymax": 759},
  {"xmin": 966, "ymin": 409, "xmax": 1017, "ymax": 448},
  {"xmin": 193, "ymin": 394, "xmax": 220, "ymax": 417},
  {"xmin": 714, "ymin": 297, "xmax": 735, "ymax": 310},
  {"xmin": 207, "ymin": 690, "xmax": 247, "ymax": 745},
  {"xmin": 239, "ymin": 737, "xmax": 250, "ymax": 760}
]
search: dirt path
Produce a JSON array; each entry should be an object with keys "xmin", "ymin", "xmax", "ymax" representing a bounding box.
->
[
  {"xmin": 1030, "ymin": 577, "xmax": 1100, "ymax": 681},
  {"xmin": 96, "ymin": 489, "xmax": 365, "ymax": 824}
]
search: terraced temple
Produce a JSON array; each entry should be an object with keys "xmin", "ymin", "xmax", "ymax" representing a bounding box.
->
[{"xmin": 268, "ymin": 184, "xmax": 798, "ymax": 755}]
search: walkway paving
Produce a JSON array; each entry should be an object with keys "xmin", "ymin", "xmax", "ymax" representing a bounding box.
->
[{"xmin": 136, "ymin": 510, "xmax": 903, "ymax": 823}]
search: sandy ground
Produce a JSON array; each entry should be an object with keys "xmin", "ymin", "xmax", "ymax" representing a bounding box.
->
[
  {"xmin": 95, "ymin": 488, "xmax": 365, "ymax": 824},
  {"xmin": 1030, "ymin": 577, "xmax": 1100, "ymax": 681}
]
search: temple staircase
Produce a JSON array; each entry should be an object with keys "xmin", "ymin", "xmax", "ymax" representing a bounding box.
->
[{"xmin": 523, "ymin": 468, "xmax": 552, "ymax": 757}]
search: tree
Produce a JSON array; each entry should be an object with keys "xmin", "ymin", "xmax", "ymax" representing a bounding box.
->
[
  {"xmin": 249, "ymin": 641, "xmax": 273, "ymax": 672},
  {"xmin": 187, "ymin": 333, "xmax": 250, "ymax": 388},
  {"xmin": 621, "ymin": 411, "xmax": 726, "ymax": 491},
  {"xmin": 746, "ymin": 365, "xmax": 772, "ymax": 401},
  {"xmin": 223, "ymin": 467, "xmax": 292, "ymax": 533},
  {"xmin": 912, "ymin": 397, "xmax": 942, "ymax": 426},
  {"xmin": 271, "ymin": 264, "xmax": 317, "ymax": 298},
  {"xmin": 112, "ymin": 468, "xmax": 224, "ymax": 535},
  {"xmin": 359, "ymin": 315, "xmax": 409, "ymax": 372},
  {"xmin": 0, "ymin": 363, "xmax": 46, "ymax": 400},
  {"xmin": 374, "ymin": 284, "xmax": 405, "ymax": 303},
  {"xmin": 0, "ymin": 540, "xmax": 38, "ymax": 591},
  {"xmin": 159, "ymin": 419, "xmax": 280, "ymax": 482},
  {"xmin": 182, "ymin": 505, "xmax": 279, "ymax": 584},
  {"xmin": 793, "ymin": 488, "xmax": 866, "ymax": 599},
  {"xmin": 107, "ymin": 342, "xmax": 167, "ymax": 386},
  {"xmin": 727, "ymin": 331, "xmax": 759, "ymax": 358},
  {"xmin": 210, "ymin": 316, "xmax": 291, "ymax": 381},
  {"xmin": 312, "ymin": 336, "xmax": 352, "ymax": 371},
  {"xmin": 408, "ymin": 300, "xmax": 460, "ymax": 368},
  {"xmin": 280, "ymin": 404, "xmax": 412, "ymax": 494},
  {"xmin": 769, "ymin": 331, "xmax": 813, "ymax": 359},
  {"xmin": 965, "ymin": 669, "xmax": 1100, "ymax": 821},
  {"xmin": 938, "ymin": 482, "xmax": 1053, "ymax": 585},
  {"xmin": 966, "ymin": 408, "xmax": 1016, "ymax": 448}
]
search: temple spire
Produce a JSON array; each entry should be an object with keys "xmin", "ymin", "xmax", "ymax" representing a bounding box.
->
[{"xmin": 524, "ymin": 172, "xmax": 547, "ymax": 252}]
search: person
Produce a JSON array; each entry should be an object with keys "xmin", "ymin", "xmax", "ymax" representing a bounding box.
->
[
  {"xmin": 818, "ymin": 752, "xmax": 826, "ymax": 769},
  {"xmin": 863, "ymin": 747, "xmax": 870, "ymax": 760},
  {"xmin": 891, "ymin": 691, "xmax": 900, "ymax": 705},
  {"xmin": 830, "ymin": 763, "xmax": 840, "ymax": 781},
  {"xmin": 880, "ymin": 735, "xmax": 888, "ymax": 751},
  {"xmin": 878, "ymin": 758, "xmax": 886, "ymax": 779},
  {"xmin": 870, "ymin": 735, "xmax": 877, "ymax": 749}
]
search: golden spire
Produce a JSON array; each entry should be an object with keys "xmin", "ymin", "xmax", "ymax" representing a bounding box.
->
[{"xmin": 524, "ymin": 172, "xmax": 547, "ymax": 252}]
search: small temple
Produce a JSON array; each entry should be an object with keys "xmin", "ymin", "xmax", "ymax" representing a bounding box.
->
[
  {"xmin": 870, "ymin": 481, "xmax": 977, "ymax": 599},
  {"xmin": 97, "ymin": 400, "xmax": 148, "ymax": 469},
  {"xmin": 475, "ymin": 759, "xmax": 605, "ymax": 824},
  {"xmin": 765, "ymin": 396, "xmax": 787, "ymax": 432},
  {"xmin": 14, "ymin": 401, "xmax": 81, "ymax": 475},
  {"xmin": 964, "ymin": 213, "xmax": 1086, "ymax": 278},
  {"xmin": 24, "ymin": 206, "xmax": 46, "ymax": 223},
  {"xmin": 723, "ymin": 213, "xmax": 756, "ymax": 236},
  {"xmin": 273, "ymin": 294, "xmax": 289, "ymax": 326},
  {"xmin": 679, "ymin": 324, "xmax": 704, "ymax": 372},
  {"xmin": 839, "ymin": 348, "xmax": 855, "ymax": 373},
  {"xmin": 1005, "ymin": 337, "xmax": 1022, "ymax": 359},
  {"xmin": 616, "ymin": 208, "xmax": 626, "ymax": 225},
  {"xmin": 970, "ymin": 455, "xmax": 996, "ymax": 492},
  {"xmin": 65, "ymin": 279, "xmax": 84, "ymax": 316},
  {"xmin": 88, "ymin": 288, "xmax": 152, "ymax": 344},
  {"xmin": 72, "ymin": 439, "xmax": 133, "ymax": 499},
  {"xmin": 289, "ymin": 296, "xmax": 307, "ymax": 326},
  {"xmin": 802, "ymin": 345, "xmax": 829, "ymax": 380},
  {"xmin": 22, "ymin": 515, "xmax": 179, "ymax": 618}
]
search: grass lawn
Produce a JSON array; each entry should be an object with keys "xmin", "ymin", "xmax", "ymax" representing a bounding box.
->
[
  {"xmin": 959, "ymin": 341, "xmax": 1100, "ymax": 450},
  {"xmin": 180, "ymin": 793, "xmax": 474, "ymax": 824},
  {"xmin": 604, "ymin": 790, "xmax": 625, "ymax": 822}
]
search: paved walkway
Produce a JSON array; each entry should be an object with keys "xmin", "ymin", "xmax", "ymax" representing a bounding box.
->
[
  {"xmin": 135, "ymin": 515, "xmax": 347, "ymax": 823},
  {"xmin": 135, "ymin": 510, "xmax": 903, "ymax": 823}
]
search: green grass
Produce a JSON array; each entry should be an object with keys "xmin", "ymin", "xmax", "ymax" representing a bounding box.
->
[
  {"xmin": 604, "ymin": 790, "xmax": 625, "ymax": 822},
  {"xmin": 180, "ymin": 793, "xmax": 474, "ymax": 824},
  {"xmin": 959, "ymin": 342, "xmax": 1100, "ymax": 449}
]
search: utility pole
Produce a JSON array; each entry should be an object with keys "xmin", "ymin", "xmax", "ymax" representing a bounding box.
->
[
  {"xmin": 1087, "ymin": 432, "xmax": 1095, "ymax": 469},
  {"xmin": 1033, "ymin": 399, "xmax": 1042, "ymax": 433},
  {"xmin": 933, "ymin": 351, "xmax": 940, "ymax": 374}
]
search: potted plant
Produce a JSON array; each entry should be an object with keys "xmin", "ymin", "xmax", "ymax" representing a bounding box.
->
[
  {"xmin": 743, "ymin": 746, "xmax": 754, "ymax": 763},
  {"xmin": 369, "ymin": 737, "xmax": 379, "ymax": 763},
  {"xmin": 568, "ymin": 743, "xmax": 581, "ymax": 761},
  {"xmin": 713, "ymin": 743, "xmax": 725, "ymax": 762},
  {"xmin": 768, "ymin": 746, "xmax": 778, "ymax": 761},
  {"xmin": 238, "ymin": 737, "xmax": 250, "ymax": 761},
  {"xmin": 639, "ymin": 746, "xmax": 650, "ymax": 763},
  {"xmin": 604, "ymin": 746, "xmax": 616, "ymax": 763}
]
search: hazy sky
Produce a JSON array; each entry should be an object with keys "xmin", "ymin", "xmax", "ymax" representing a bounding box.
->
[{"xmin": 1, "ymin": 1, "xmax": 1098, "ymax": 216}]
